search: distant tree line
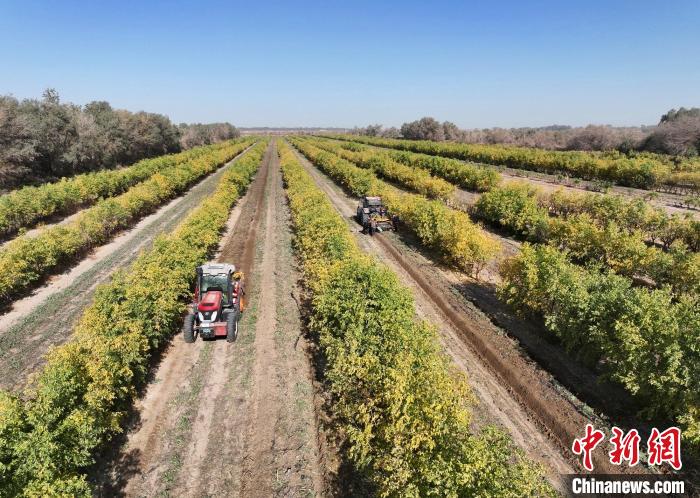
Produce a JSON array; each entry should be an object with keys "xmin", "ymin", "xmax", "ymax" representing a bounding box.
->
[
  {"xmin": 178, "ymin": 122, "xmax": 240, "ymax": 149},
  {"xmin": 0, "ymin": 89, "xmax": 239, "ymax": 190},
  {"xmin": 351, "ymin": 109, "xmax": 700, "ymax": 156}
]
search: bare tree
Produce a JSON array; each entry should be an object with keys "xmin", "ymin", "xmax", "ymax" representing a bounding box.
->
[
  {"xmin": 401, "ymin": 117, "xmax": 445, "ymax": 141},
  {"xmin": 178, "ymin": 122, "xmax": 239, "ymax": 149},
  {"xmin": 442, "ymin": 121, "xmax": 463, "ymax": 141}
]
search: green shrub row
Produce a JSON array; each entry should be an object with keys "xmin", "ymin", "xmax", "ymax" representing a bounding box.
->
[
  {"xmin": 544, "ymin": 188, "xmax": 700, "ymax": 252},
  {"xmin": 290, "ymin": 138, "xmax": 499, "ymax": 276},
  {"xmin": 331, "ymin": 136, "xmax": 700, "ymax": 252},
  {"xmin": 0, "ymin": 139, "xmax": 252, "ymax": 239},
  {"xmin": 499, "ymin": 244, "xmax": 700, "ymax": 456},
  {"xmin": 278, "ymin": 140, "xmax": 553, "ymax": 497},
  {"xmin": 332, "ymin": 135, "xmax": 700, "ymax": 190},
  {"xmin": 301, "ymin": 137, "xmax": 455, "ymax": 200},
  {"xmin": 322, "ymin": 136, "xmax": 501, "ymax": 192},
  {"xmin": 0, "ymin": 141, "xmax": 267, "ymax": 496},
  {"xmin": 0, "ymin": 140, "xmax": 254, "ymax": 304},
  {"xmin": 473, "ymin": 184, "xmax": 700, "ymax": 295}
]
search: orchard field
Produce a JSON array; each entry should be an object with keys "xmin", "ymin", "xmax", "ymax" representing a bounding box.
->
[{"xmin": 0, "ymin": 135, "xmax": 697, "ymax": 497}]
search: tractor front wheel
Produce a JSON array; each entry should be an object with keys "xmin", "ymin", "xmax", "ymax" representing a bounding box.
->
[
  {"xmin": 183, "ymin": 314, "xmax": 196, "ymax": 343},
  {"xmin": 226, "ymin": 310, "xmax": 239, "ymax": 342}
]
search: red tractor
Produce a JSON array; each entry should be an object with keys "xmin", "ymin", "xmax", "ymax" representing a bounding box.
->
[{"xmin": 183, "ymin": 263, "xmax": 244, "ymax": 343}]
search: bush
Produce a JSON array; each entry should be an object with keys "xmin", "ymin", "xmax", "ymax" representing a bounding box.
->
[
  {"xmin": 0, "ymin": 140, "xmax": 247, "ymax": 239},
  {"xmin": 334, "ymin": 135, "xmax": 689, "ymax": 190},
  {"xmin": 291, "ymin": 138, "xmax": 499, "ymax": 276},
  {"xmin": 473, "ymin": 183, "xmax": 550, "ymax": 242},
  {"xmin": 279, "ymin": 141, "xmax": 553, "ymax": 496},
  {"xmin": 0, "ymin": 141, "xmax": 266, "ymax": 495},
  {"xmin": 304, "ymin": 138, "xmax": 455, "ymax": 200},
  {"xmin": 0, "ymin": 140, "xmax": 254, "ymax": 304},
  {"xmin": 499, "ymin": 244, "xmax": 700, "ymax": 455}
]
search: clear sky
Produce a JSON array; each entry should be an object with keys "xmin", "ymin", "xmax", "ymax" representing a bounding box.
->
[{"xmin": 1, "ymin": 0, "xmax": 698, "ymax": 128}]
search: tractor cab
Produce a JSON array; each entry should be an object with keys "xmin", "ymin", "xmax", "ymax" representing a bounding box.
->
[
  {"xmin": 184, "ymin": 263, "xmax": 244, "ymax": 343},
  {"xmin": 356, "ymin": 196, "xmax": 397, "ymax": 235}
]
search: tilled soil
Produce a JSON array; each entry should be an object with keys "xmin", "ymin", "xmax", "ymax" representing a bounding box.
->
[
  {"xmin": 290, "ymin": 143, "xmax": 656, "ymax": 493},
  {"xmin": 95, "ymin": 142, "xmax": 324, "ymax": 497},
  {"xmin": 0, "ymin": 145, "xmax": 256, "ymax": 391}
]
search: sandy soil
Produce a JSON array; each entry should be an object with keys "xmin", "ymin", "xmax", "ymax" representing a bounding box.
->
[
  {"xmin": 0, "ymin": 146, "xmax": 255, "ymax": 391},
  {"xmin": 94, "ymin": 142, "xmax": 325, "ymax": 497},
  {"xmin": 290, "ymin": 143, "xmax": 658, "ymax": 493}
]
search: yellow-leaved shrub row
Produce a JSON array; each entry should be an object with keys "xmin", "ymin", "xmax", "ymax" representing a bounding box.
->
[
  {"xmin": 318, "ymin": 135, "xmax": 502, "ymax": 192},
  {"xmin": 329, "ymin": 136, "xmax": 700, "ymax": 252},
  {"xmin": 318, "ymin": 137, "xmax": 700, "ymax": 294},
  {"xmin": 300, "ymin": 136, "xmax": 456, "ymax": 200},
  {"xmin": 0, "ymin": 139, "xmax": 254, "ymax": 304},
  {"xmin": 289, "ymin": 138, "xmax": 499, "ymax": 276},
  {"xmin": 0, "ymin": 141, "xmax": 249, "ymax": 239},
  {"xmin": 0, "ymin": 141, "xmax": 266, "ymax": 496},
  {"xmin": 278, "ymin": 140, "xmax": 553, "ymax": 497},
  {"xmin": 332, "ymin": 134, "xmax": 700, "ymax": 191}
]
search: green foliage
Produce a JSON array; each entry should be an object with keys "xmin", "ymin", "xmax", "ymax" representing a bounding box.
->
[
  {"xmin": 279, "ymin": 141, "xmax": 553, "ymax": 497},
  {"xmin": 0, "ymin": 141, "xmax": 266, "ymax": 495},
  {"xmin": 0, "ymin": 140, "xmax": 250, "ymax": 238},
  {"xmin": 388, "ymin": 149, "xmax": 501, "ymax": 192},
  {"xmin": 499, "ymin": 244, "xmax": 700, "ymax": 455},
  {"xmin": 334, "ymin": 134, "xmax": 696, "ymax": 190},
  {"xmin": 474, "ymin": 184, "xmax": 700, "ymax": 296},
  {"xmin": 290, "ymin": 138, "xmax": 499, "ymax": 276},
  {"xmin": 0, "ymin": 140, "xmax": 254, "ymax": 304},
  {"xmin": 302, "ymin": 137, "xmax": 456, "ymax": 200},
  {"xmin": 473, "ymin": 183, "xmax": 550, "ymax": 242}
]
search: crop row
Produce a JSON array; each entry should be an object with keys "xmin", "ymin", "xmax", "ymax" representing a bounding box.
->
[
  {"xmin": 499, "ymin": 243, "xmax": 700, "ymax": 456},
  {"xmin": 278, "ymin": 140, "xmax": 552, "ymax": 496},
  {"xmin": 323, "ymin": 136, "xmax": 699, "ymax": 251},
  {"xmin": 543, "ymin": 188, "xmax": 700, "ymax": 251},
  {"xmin": 316, "ymin": 137, "xmax": 699, "ymax": 294},
  {"xmin": 0, "ymin": 139, "xmax": 252, "ymax": 240},
  {"xmin": 473, "ymin": 184, "xmax": 700, "ymax": 296},
  {"xmin": 325, "ymin": 138, "xmax": 501, "ymax": 192},
  {"xmin": 313, "ymin": 137, "xmax": 700, "ymax": 455},
  {"xmin": 0, "ymin": 141, "xmax": 266, "ymax": 496},
  {"xmin": 300, "ymin": 137, "xmax": 455, "ymax": 200},
  {"xmin": 331, "ymin": 134, "xmax": 700, "ymax": 191},
  {"xmin": 0, "ymin": 140, "xmax": 254, "ymax": 305},
  {"xmin": 289, "ymin": 138, "xmax": 499, "ymax": 276}
]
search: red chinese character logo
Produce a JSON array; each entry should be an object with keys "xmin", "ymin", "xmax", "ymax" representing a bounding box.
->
[
  {"xmin": 647, "ymin": 427, "xmax": 682, "ymax": 470},
  {"xmin": 609, "ymin": 427, "xmax": 640, "ymax": 466},
  {"xmin": 572, "ymin": 424, "xmax": 605, "ymax": 471}
]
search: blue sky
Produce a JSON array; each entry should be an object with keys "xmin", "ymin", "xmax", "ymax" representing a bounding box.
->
[{"xmin": 1, "ymin": 0, "xmax": 698, "ymax": 128}]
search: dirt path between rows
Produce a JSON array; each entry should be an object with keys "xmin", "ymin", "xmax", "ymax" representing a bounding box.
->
[
  {"xmin": 290, "ymin": 143, "xmax": 657, "ymax": 492},
  {"xmin": 95, "ymin": 142, "xmax": 325, "ymax": 497},
  {"xmin": 0, "ymin": 145, "xmax": 256, "ymax": 391}
]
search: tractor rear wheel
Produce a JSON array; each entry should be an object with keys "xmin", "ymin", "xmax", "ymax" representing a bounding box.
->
[
  {"xmin": 183, "ymin": 314, "xmax": 196, "ymax": 343},
  {"xmin": 226, "ymin": 310, "xmax": 239, "ymax": 342}
]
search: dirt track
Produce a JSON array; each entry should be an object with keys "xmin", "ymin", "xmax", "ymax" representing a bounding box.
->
[
  {"xmin": 0, "ymin": 145, "xmax": 255, "ymax": 391},
  {"xmin": 290, "ymin": 142, "xmax": 656, "ymax": 491},
  {"xmin": 95, "ymin": 142, "xmax": 325, "ymax": 497}
]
